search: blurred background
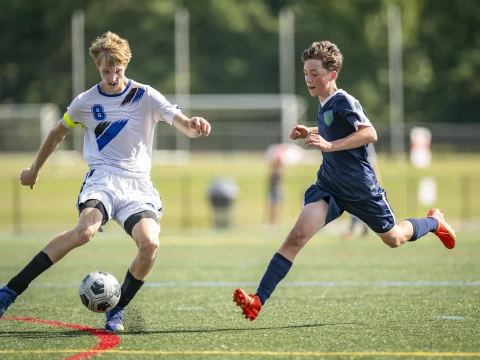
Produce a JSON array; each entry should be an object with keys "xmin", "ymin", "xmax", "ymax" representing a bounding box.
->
[{"xmin": 0, "ymin": 0, "xmax": 479, "ymax": 235}]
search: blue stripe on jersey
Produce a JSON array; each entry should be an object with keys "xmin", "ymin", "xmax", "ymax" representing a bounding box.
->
[
  {"xmin": 97, "ymin": 119, "xmax": 129, "ymax": 151},
  {"xmin": 131, "ymin": 88, "xmax": 145, "ymax": 104},
  {"xmin": 120, "ymin": 87, "xmax": 145, "ymax": 107},
  {"xmin": 120, "ymin": 88, "xmax": 137, "ymax": 107},
  {"xmin": 94, "ymin": 121, "xmax": 110, "ymax": 139}
]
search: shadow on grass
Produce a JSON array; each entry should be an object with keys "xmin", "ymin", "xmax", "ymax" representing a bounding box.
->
[
  {"xmin": 121, "ymin": 305, "xmax": 362, "ymax": 334},
  {"xmin": 0, "ymin": 330, "xmax": 91, "ymax": 339},
  {"xmin": 0, "ymin": 323, "xmax": 362, "ymax": 339},
  {"xmin": 121, "ymin": 322, "xmax": 362, "ymax": 335}
]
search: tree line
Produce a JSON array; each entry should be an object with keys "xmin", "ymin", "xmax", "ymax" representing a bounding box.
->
[{"xmin": 1, "ymin": 0, "xmax": 478, "ymax": 124}]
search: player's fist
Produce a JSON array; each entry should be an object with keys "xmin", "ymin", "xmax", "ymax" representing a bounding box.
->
[
  {"xmin": 290, "ymin": 125, "xmax": 310, "ymax": 140},
  {"xmin": 189, "ymin": 117, "xmax": 211, "ymax": 136},
  {"xmin": 20, "ymin": 168, "xmax": 39, "ymax": 189}
]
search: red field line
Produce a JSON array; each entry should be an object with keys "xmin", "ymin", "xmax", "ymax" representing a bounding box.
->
[{"xmin": 2, "ymin": 317, "xmax": 121, "ymax": 360}]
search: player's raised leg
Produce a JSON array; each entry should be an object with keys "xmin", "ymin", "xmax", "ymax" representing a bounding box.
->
[
  {"xmin": 377, "ymin": 208, "xmax": 455, "ymax": 249},
  {"xmin": 234, "ymin": 200, "xmax": 329, "ymax": 321},
  {"xmin": 0, "ymin": 207, "xmax": 103, "ymax": 318},
  {"xmin": 106, "ymin": 214, "xmax": 160, "ymax": 331}
]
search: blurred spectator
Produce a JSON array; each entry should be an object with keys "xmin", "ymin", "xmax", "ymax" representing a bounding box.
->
[
  {"xmin": 264, "ymin": 143, "xmax": 305, "ymax": 227},
  {"xmin": 207, "ymin": 177, "xmax": 239, "ymax": 229},
  {"xmin": 267, "ymin": 157, "xmax": 284, "ymax": 226}
]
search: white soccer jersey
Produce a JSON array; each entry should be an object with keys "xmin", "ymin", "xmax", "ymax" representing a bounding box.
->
[{"xmin": 61, "ymin": 79, "xmax": 181, "ymax": 175}]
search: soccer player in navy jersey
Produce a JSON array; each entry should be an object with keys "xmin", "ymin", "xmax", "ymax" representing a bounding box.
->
[
  {"xmin": 343, "ymin": 143, "xmax": 382, "ymax": 239},
  {"xmin": 233, "ymin": 41, "xmax": 456, "ymax": 321}
]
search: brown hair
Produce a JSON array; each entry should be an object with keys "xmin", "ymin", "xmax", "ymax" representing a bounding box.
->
[
  {"xmin": 88, "ymin": 31, "xmax": 132, "ymax": 67},
  {"xmin": 301, "ymin": 41, "xmax": 343, "ymax": 73}
]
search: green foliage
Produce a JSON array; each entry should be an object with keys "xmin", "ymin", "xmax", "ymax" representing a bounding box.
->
[{"xmin": 1, "ymin": 0, "xmax": 479, "ymax": 124}]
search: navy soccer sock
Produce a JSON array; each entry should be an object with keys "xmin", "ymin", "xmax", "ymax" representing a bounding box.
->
[
  {"xmin": 407, "ymin": 217, "xmax": 438, "ymax": 241},
  {"xmin": 7, "ymin": 251, "xmax": 53, "ymax": 295},
  {"xmin": 256, "ymin": 253, "xmax": 292, "ymax": 305}
]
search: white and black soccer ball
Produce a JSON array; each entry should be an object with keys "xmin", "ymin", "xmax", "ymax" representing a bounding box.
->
[{"xmin": 79, "ymin": 271, "xmax": 121, "ymax": 313}]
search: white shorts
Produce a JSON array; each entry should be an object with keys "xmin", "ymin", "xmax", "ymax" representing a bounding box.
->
[{"xmin": 77, "ymin": 167, "xmax": 163, "ymax": 232}]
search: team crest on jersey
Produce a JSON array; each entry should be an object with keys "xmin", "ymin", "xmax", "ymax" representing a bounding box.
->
[{"xmin": 323, "ymin": 110, "xmax": 334, "ymax": 126}]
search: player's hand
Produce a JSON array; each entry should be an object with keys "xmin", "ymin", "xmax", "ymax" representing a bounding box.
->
[
  {"xmin": 189, "ymin": 117, "xmax": 211, "ymax": 136},
  {"xmin": 305, "ymin": 134, "xmax": 333, "ymax": 152},
  {"xmin": 20, "ymin": 168, "xmax": 39, "ymax": 189},
  {"xmin": 290, "ymin": 125, "xmax": 310, "ymax": 140}
]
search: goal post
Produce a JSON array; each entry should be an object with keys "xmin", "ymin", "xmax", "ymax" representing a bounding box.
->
[
  {"xmin": 151, "ymin": 93, "xmax": 308, "ymax": 163},
  {"xmin": 164, "ymin": 94, "xmax": 307, "ymax": 144}
]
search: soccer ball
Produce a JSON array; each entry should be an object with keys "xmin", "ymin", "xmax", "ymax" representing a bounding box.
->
[{"xmin": 79, "ymin": 271, "xmax": 121, "ymax": 313}]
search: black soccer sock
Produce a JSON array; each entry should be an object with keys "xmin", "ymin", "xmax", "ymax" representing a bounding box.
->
[
  {"xmin": 7, "ymin": 251, "xmax": 53, "ymax": 295},
  {"xmin": 116, "ymin": 270, "xmax": 144, "ymax": 309},
  {"xmin": 255, "ymin": 253, "xmax": 292, "ymax": 305}
]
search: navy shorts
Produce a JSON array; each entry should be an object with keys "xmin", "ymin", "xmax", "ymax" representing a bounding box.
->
[{"xmin": 303, "ymin": 183, "xmax": 396, "ymax": 233}]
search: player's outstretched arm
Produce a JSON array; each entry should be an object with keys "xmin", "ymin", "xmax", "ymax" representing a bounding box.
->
[
  {"xmin": 290, "ymin": 125, "xmax": 317, "ymax": 140},
  {"xmin": 20, "ymin": 121, "xmax": 70, "ymax": 189},
  {"xmin": 173, "ymin": 113, "xmax": 211, "ymax": 138}
]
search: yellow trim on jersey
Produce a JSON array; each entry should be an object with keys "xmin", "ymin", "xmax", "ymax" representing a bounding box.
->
[{"xmin": 63, "ymin": 112, "xmax": 78, "ymax": 128}]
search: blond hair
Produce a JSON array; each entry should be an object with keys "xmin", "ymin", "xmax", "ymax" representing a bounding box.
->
[
  {"xmin": 89, "ymin": 31, "xmax": 132, "ymax": 67},
  {"xmin": 301, "ymin": 41, "xmax": 343, "ymax": 73}
]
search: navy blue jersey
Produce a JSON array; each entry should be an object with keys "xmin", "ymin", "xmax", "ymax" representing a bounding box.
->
[{"xmin": 316, "ymin": 90, "xmax": 378, "ymax": 201}]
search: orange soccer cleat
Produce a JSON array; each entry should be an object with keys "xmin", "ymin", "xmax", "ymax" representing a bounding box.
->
[
  {"xmin": 233, "ymin": 288, "xmax": 262, "ymax": 321},
  {"xmin": 427, "ymin": 208, "xmax": 456, "ymax": 249}
]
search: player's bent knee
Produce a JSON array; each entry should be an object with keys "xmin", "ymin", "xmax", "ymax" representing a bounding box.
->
[
  {"xmin": 378, "ymin": 226, "xmax": 405, "ymax": 248},
  {"xmin": 381, "ymin": 235, "xmax": 401, "ymax": 248},
  {"xmin": 126, "ymin": 211, "xmax": 160, "ymax": 259},
  {"xmin": 73, "ymin": 225, "xmax": 97, "ymax": 246},
  {"xmin": 138, "ymin": 238, "xmax": 159, "ymax": 258},
  {"xmin": 285, "ymin": 228, "xmax": 309, "ymax": 249}
]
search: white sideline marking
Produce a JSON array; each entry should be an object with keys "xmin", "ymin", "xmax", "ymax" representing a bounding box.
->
[
  {"xmin": 433, "ymin": 316, "xmax": 464, "ymax": 320},
  {"xmin": 176, "ymin": 306, "xmax": 205, "ymax": 311},
  {"xmin": 1, "ymin": 281, "xmax": 478, "ymax": 288}
]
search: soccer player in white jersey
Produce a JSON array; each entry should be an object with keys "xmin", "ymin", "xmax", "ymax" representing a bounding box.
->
[
  {"xmin": 0, "ymin": 32, "xmax": 211, "ymax": 331},
  {"xmin": 232, "ymin": 41, "xmax": 456, "ymax": 321}
]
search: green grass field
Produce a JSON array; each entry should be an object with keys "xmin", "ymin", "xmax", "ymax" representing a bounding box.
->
[
  {"xmin": 0, "ymin": 153, "xmax": 479, "ymax": 359},
  {"xmin": 0, "ymin": 229, "xmax": 479, "ymax": 359}
]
